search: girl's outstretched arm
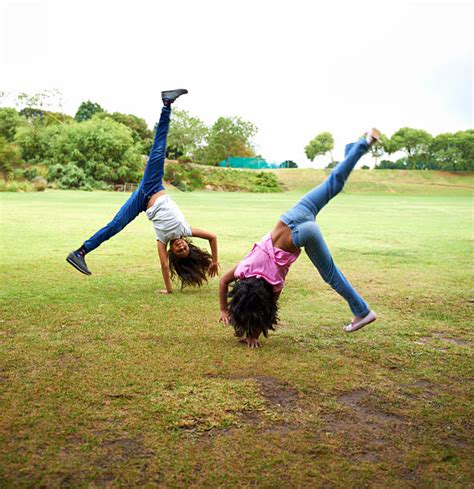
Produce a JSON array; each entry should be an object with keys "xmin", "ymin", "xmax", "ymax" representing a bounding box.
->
[
  {"xmin": 157, "ymin": 240, "xmax": 173, "ymax": 294},
  {"xmin": 191, "ymin": 227, "xmax": 220, "ymax": 277},
  {"xmin": 219, "ymin": 265, "xmax": 237, "ymax": 324}
]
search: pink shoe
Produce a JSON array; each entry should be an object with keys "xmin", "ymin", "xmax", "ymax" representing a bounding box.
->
[
  {"xmin": 365, "ymin": 128, "xmax": 381, "ymax": 146},
  {"xmin": 344, "ymin": 310, "xmax": 377, "ymax": 333}
]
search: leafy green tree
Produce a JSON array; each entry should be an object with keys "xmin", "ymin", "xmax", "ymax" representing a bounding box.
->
[
  {"xmin": 431, "ymin": 131, "xmax": 474, "ymax": 171},
  {"xmin": 14, "ymin": 124, "xmax": 62, "ymax": 163},
  {"xmin": 0, "ymin": 108, "xmax": 22, "ymax": 141},
  {"xmin": 305, "ymin": 132, "xmax": 334, "ymax": 162},
  {"xmin": 387, "ymin": 128, "xmax": 432, "ymax": 169},
  {"xmin": 50, "ymin": 118, "xmax": 143, "ymax": 183},
  {"xmin": 94, "ymin": 111, "xmax": 153, "ymax": 153},
  {"xmin": 74, "ymin": 100, "xmax": 104, "ymax": 122},
  {"xmin": 200, "ymin": 116, "xmax": 257, "ymax": 166},
  {"xmin": 19, "ymin": 108, "xmax": 73, "ymax": 126},
  {"xmin": 166, "ymin": 109, "xmax": 207, "ymax": 159},
  {"xmin": 454, "ymin": 130, "xmax": 474, "ymax": 171}
]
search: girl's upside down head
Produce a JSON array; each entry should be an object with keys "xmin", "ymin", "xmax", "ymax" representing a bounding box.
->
[
  {"xmin": 228, "ymin": 277, "xmax": 279, "ymax": 339},
  {"xmin": 169, "ymin": 239, "xmax": 212, "ymax": 288}
]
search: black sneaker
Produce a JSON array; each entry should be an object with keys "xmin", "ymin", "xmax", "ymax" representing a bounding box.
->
[
  {"xmin": 66, "ymin": 251, "xmax": 91, "ymax": 275},
  {"xmin": 161, "ymin": 88, "xmax": 188, "ymax": 105}
]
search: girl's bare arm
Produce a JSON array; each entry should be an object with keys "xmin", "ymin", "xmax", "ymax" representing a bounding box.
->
[
  {"xmin": 218, "ymin": 265, "xmax": 237, "ymax": 324},
  {"xmin": 191, "ymin": 227, "xmax": 220, "ymax": 276},
  {"xmin": 157, "ymin": 240, "xmax": 173, "ymax": 293}
]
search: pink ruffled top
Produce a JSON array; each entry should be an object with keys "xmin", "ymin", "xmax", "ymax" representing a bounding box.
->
[{"xmin": 234, "ymin": 232, "xmax": 300, "ymax": 293}]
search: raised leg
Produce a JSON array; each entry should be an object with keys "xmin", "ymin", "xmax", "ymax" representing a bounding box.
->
[
  {"xmin": 298, "ymin": 138, "xmax": 369, "ymax": 217},
  {"xmin": 140, "ymin": 106, "xmax": 171, "ymax": 196}
]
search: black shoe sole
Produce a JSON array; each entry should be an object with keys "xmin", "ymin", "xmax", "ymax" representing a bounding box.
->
[{"xmin": 66, "ymin": 255, "xmax": 91, "ymax": 276}]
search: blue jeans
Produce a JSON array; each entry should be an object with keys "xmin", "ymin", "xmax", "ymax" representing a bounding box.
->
[
  {"xmin": 83, "ymin": 106, "xmax": 171, "ymax": 252},
  {"xmin": 280, "ymin": 138, "xmax": 370, "ymax": 317}
]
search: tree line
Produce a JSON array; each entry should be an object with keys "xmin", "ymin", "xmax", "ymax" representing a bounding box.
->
[
  {"xmin": 0, "ymin": 92, "xmax": 258, "ymax": 189},
  {"xmin": 1, "ymin": 91, "xmax": 472, "ymax": 191},
  {"xmin": 305, "ymin": 128, "xmax": 473, "ymax": 171}
]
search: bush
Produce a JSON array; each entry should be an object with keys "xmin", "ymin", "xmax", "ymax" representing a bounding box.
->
[
  {"xmin": 0, "ymin": 136, "xmax": 22, "ymax": 179},
  {"xmin": 23, "ymin": 167, "xmax": 38, "ymax": 180},
  {"xmin": 164, "ymin": 161, "xmax": 204, "ymax": 191},
  {"xmin": 0, "ymin": 108, "xmax": 22, "ymax": 142},
  {"xmin": 0, "ymin": 180, "xmax": 34, "ymax": 192},
  {"xmin": 50, "ymin": 118, "xmax": 143, "ymax": 183},
  {"xmin": 254, "ymin": 171, "xmax": 281, "ymax": 192}
]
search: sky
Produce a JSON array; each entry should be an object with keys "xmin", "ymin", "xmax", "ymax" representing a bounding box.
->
[{"xmin": 0, "ymin": 0, "xmax": 472, "ymax": 167}]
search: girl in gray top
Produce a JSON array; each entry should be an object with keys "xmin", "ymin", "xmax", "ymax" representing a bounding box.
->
[{"xmin": 67, "ymin": 90, "xmax": 219, "ymax": 293}]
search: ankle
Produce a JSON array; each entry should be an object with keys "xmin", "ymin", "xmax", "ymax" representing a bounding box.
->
[{"xmin": 76, "ymin": 246, "xmax": 87, "ymax": 256}]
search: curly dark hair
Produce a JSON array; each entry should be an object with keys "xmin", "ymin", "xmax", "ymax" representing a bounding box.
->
[
  {"xmin": 228, "ymin": 277, "xmax": 279, "ymax": 339},
  {"xmin": 168, "ymin": 240, "xmax": 212, "ymax": 289}
]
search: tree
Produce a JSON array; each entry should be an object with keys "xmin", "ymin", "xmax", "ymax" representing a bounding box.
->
[
  {"xmin": 0, "ymin": 108, "xmax": 22, "ymax": 141},
  {"xmin": 431, "ymin": 131, "xmax": 474, "ymax": 171},
  {"xmin": 454, "ymin": 130, "xmax": 474, "ymax": 171},
  {"xmin": 200, "ymin": 116, "xmax": 257, "ymax": 166},
  {"xmin": 94, "ymin": 111, "xmax": 152, "ymax": 153},
  {"xmin": 14, "ymin": 123, "xmax": 61, "ymax": 163},
  {"xmin": 166, "ymin": 109, "xmax": 207, "ymax": 159},
  {"xmin": 305, "ymin": 132, "xmax": 334, "ymax": 162},
  {"xmin": 387, "ymin": 127, "xmax": 432, "ymax": 169},
  {"xmin": 50, "ymin": 117, "xmax": 143, "ymax": 184},
  {"xmin": 74, "ymin": 100, "xmax": 104, "ymax": 122}
]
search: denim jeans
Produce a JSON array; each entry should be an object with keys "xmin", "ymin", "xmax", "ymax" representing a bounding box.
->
[
  {"xmin": 83, "ymin": 106, "xmax": 171, "ymax": 252},
  {"xmin": 280, "ymin": 138, "xmax": 370, "ymax": 317}
]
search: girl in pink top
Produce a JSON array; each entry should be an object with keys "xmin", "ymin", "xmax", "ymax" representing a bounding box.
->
[{"xmin": 219, "ymin": 131, "xmax": 380, "ymax": 347}]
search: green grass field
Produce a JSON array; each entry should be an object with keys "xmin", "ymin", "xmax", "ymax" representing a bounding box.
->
[{"xmin": 1, "ymin": 172, "xmax": 473, "ymax": 487}]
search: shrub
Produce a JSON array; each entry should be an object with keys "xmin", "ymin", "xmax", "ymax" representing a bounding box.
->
[
  {"xmin": 23, "ymin": 167, "xmax": 38, "ymax": 180},
  {"xmin": 50, "ymin": 118, "xmax": 143, "ymax": 184},
  {"xmin": 0, "ymin": 180, "xmax": 34, "ymax": 192},
  {"xmin": 0, "ymin": 108, "xmax": 22, "ymax": 142},
  {"xmin": 0, "ymin": 136, "xmax": 22, "ymax": 179},
  {"xmin": 164, "ymin": 161, "xmax": 204, "ymax": 191}
]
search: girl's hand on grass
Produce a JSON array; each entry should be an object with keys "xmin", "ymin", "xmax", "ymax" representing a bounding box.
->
[
  {"xmin": 159, "ymin": 289, "xmax": 172, "ymax": 294},
  {"xmin": 208, "ymin": 261, "xmax": 220, "ymax": 277},
  {"xmin": 219, "ymin": 310, "xmax": 230, "ymax": 325}
]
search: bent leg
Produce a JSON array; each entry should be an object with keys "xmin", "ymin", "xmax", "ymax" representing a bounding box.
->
[
  {"xmin": 298, "ymin": 138, "xmax": 369, "ymax": 217},
  {"xmin": 298, "ymin": 221, "xmax": 370, "ymax": 317},
  {"xmin": 83, "ymin": 188, "xmax": 146, "ymax": 253},
  {"xmin": 141, "ymin": 106, "xmax": 171, "ymax": 196}
]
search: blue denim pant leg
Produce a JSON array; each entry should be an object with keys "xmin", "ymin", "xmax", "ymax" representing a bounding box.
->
[
  {"xmin": 83, "ymin": 187, "xmax": 147, "ymax": 252},
  {"xmin": 140, "ymin": 106, "xmax": 171, "ymax": 197},
  {"xmin": 82, "ymin": 106, "xmax": 172, "ymax": 253},
  {"xmin": 295, "ymin": 221, "xmax": 370, "ymax": 317},
  {"xmin": 280, "ymin": 138, "xmax": 370, "ymax": 317},
  {"xmin": 297, "ymin": 138, "xmax": 369, "ymax": 217}
]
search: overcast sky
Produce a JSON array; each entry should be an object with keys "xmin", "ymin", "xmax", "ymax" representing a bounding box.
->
[{"xmin": 1, "ymin": 0, "xmax": 472, "ymax": 167}]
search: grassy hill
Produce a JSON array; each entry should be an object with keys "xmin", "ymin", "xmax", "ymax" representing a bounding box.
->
[{"xmin": 270, "ymin": 169, "xmax": 474, "ymax": 195}]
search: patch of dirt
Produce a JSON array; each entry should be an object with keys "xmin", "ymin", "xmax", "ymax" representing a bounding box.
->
[
  {"xmin": 353, "ymin": 451, "xmax": 380, "ymax": 462},
  {"xmin": 414, "ymin": 334, "xmax": 469, "ymax": 346},
  {"xmin": 432, "ymin": 333, "xmax": 469, "ymax": 346},
  {"xmin": 253, "ymin": 376, "xmax": 299, "ymax": 409},
  {"xmin": 337, "ymin": 389, "xmax": 404, "ymax": 425}
]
